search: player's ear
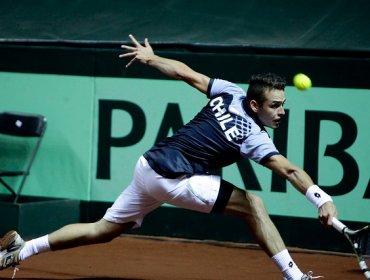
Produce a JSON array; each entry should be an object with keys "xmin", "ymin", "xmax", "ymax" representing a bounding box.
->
[{"xmin": 249, "ymin": 100, "xmax": 259, "ymax": 113}]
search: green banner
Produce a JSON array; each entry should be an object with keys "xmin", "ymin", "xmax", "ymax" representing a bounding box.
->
[
  {"xmin": 93, "ymin": 77, "xmax": 370, "ymax": 222},
  {"xmin": 1, "ymin": 72, "xmax": 369, "ymax": 222}
]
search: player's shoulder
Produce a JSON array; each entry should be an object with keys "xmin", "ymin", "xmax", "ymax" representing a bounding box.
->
[{"xmin": 208, "ymin": 78, "xmax": 245, "ymax": 98}]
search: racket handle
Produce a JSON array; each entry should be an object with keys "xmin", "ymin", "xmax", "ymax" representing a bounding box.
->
[{"xmin": 332, "ymin": 217, "xmax": 347, "ymax": 233}]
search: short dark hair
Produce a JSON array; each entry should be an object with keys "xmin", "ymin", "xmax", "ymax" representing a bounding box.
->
[{"xmin": 246, "ymin": 73, "xmax": 286, "ymax": 105}]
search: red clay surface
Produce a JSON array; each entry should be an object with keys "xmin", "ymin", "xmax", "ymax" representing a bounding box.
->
[{"xmin": 0, "ymin": 235, "xmax": 364, "ymax": 279}]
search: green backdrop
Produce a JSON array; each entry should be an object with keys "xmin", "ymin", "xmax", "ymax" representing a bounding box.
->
[{"xmin": 1, "ymin": 71, "xmax": 369, "ymax": 223}]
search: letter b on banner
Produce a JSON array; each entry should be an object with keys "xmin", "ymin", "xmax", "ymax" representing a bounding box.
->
[
  {"xmin": 97, "ymin": 100, "xmax": 146, "ymax": 179},
  {"xmin": 304, "ymin": 111, "xmax": 359, "ymax": 196}
]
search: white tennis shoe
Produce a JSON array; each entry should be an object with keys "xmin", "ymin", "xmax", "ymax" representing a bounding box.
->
[{"xmin": 0, "ymin": 231, "xmax": 24, "ymax": 270}]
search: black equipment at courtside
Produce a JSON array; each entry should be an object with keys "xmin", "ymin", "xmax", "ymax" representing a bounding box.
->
[{"xmin": 0, "ymin": 111, "xmax": 47, "ymax": 203}]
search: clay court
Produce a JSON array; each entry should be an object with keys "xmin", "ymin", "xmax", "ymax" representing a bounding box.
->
[{"xmin": 0, "ymin": 234, "xmax": 363, "ymax": 279}]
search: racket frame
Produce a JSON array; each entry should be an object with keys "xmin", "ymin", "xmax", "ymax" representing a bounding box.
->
[{"xmin": 332, "ymin": 217, "xmax": 370, "ymax": 279}]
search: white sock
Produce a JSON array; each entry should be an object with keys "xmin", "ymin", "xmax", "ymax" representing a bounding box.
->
[
  {"xmin": 18, "ymin": 235, "xmax": 51, "ymax": 262},
  {"xmin": 271, "ymin": 249, "xmax": 304, "ymax": 280}
]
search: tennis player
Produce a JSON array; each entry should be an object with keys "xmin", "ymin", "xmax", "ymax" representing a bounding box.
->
[{"xmin": 1, "ymin": 34, "xmax": 337, "ymax": 280}]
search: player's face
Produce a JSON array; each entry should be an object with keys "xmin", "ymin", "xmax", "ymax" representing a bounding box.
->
[{"xmin": 256, "ymin": 89, "xmax": 286, "ymax": 129}]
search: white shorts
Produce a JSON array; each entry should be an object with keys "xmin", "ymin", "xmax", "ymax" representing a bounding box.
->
[{"xmin": 103, "ymin": 156, "xmax": 223, "ymax": 227}]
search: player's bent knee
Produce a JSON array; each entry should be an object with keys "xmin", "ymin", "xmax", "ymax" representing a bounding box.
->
[
  {"xmin": 246, "ymin": 193, "xmax": 269, "ymax": 217},
  {"xmin": 225, "ymin": 189, "xmax": 268, "ymax": 218},
  {"xmin": 247, "ymin": 193, "xmax": 264, "ymax": 209}
]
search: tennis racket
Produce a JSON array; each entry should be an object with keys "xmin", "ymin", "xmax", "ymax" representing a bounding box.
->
[{"xmin": 332, "ymin": 217, "xmax": 370, "ymax": 279}]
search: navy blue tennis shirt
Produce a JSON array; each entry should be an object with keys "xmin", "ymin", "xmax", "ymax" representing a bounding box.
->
[{"xmin": 144, "ymin": 79, "xmax": 280, "ymax": 178}]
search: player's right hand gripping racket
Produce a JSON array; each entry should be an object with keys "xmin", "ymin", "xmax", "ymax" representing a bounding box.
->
[{"xmin": 332, "ymin": 217, "xmax": 370, "ymax": 279}]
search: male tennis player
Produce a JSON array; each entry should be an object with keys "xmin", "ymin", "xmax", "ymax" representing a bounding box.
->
[{"xmin": 0, "ymin": 34, "xmax": 337, "ymax": 280}]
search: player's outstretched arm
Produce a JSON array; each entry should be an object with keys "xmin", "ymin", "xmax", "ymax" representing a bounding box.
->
[
  {"xmin": 119, "ymin": 34, "xmax": 210, "ymax": 94},
  {"xmin": 263, "ymin": 154, "xmax": 338, "ymax": 226}
]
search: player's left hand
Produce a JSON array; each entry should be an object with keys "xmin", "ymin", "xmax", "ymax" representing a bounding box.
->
[
  {"xmin": 318, "ymin": 201, "xmax": 338, "ymax": 226},
  {"xmin": 119, "ymin": 34, "xmax": 155, "ymax": 68}
]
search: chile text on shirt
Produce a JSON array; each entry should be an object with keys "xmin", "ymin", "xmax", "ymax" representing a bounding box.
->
[{"xmin": 210, "ymin": 96, "xmax": 240, "ymax": 141}]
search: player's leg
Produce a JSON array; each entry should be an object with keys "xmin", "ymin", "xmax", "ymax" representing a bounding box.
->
[
  {"xmin": 223, "ymin": 184, "xmax": 285, "ymax": 256},
  {"xmin": 19, "ymin": 219, "xmax": 134, "ymax": 261},
  {"xmin": 0, "ymin": 220, "xmax": 136, "ymax": 271},
  {"xmin": 48, "ymin": 219, "xmax": 135, "ymax": 250},
  {"xmin": 222, "ymin": 181, "xmax": 314, "ymax": 280},
  {"xmin": 0, "ymin": 156, "xmax": 162, "ymax": 270}
]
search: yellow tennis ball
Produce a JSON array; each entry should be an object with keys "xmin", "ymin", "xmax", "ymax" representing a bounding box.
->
[{"xmin": 293, "ymin": 73, "xmax": 312, "ymax": 91}]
